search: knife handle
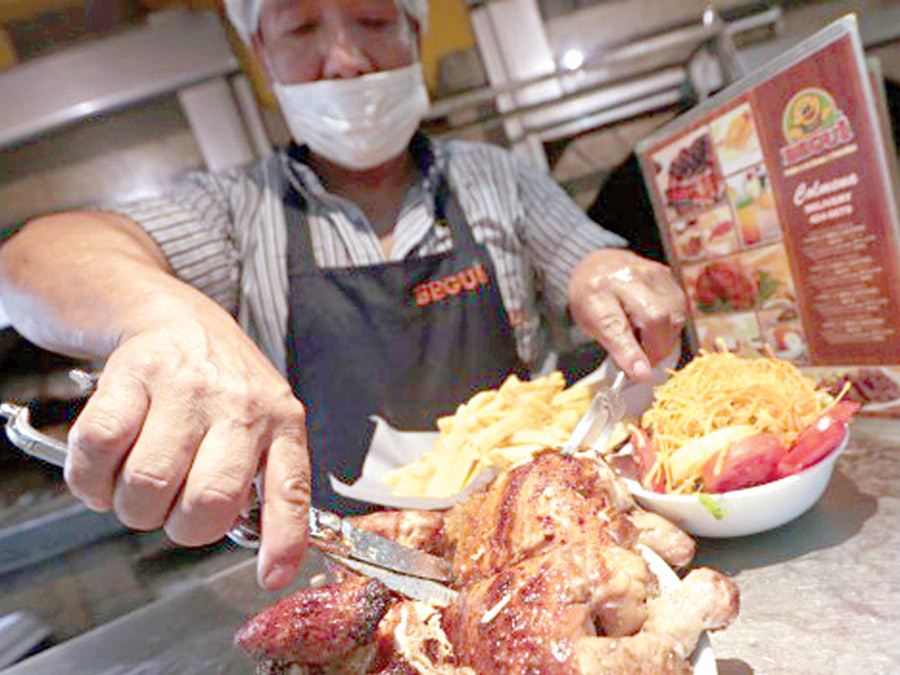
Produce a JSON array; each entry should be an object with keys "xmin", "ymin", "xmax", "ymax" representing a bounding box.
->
[
  {"xmin": 1, "ymin": 402, "xmax": 69, "ymax": 467},
  {"xmin": 1, "ymin": 400, "xmax": 265, "ymax": 550},
  {"xmin": 1, "ymin": 396, "xmax": 364, "ymax": 557}
]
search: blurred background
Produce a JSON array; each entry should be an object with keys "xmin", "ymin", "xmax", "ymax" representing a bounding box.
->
[{"xmin": 0, "ymin": 0, "xmax": 898, "ymax": 665}]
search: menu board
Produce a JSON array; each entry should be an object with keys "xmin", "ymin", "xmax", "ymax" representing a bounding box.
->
[{"xmin": 636, "ymin": 15, "xmax": 900, "ymax": 415}]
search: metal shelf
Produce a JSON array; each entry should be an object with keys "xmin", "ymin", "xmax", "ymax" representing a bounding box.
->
[{"xmin": 0, "ymin": 10, "xmax": 238, "ymax": 150}]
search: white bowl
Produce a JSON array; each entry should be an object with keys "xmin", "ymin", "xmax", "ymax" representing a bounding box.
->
[{"xmin": 623, "ymin": 433, "xmax": 849, "ymax": 538}]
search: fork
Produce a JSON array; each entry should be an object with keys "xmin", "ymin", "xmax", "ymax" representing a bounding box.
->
[{"xmin": 560, "ymin": 367, "xmax": 626, "ymax": 456}]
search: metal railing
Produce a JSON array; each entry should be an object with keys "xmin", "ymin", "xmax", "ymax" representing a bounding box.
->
[{"xmin": 425, "ymin": 5, "xmax": 784, "ymax": 146}]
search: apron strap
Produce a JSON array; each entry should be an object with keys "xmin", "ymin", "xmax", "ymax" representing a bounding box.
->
[
  {"xmin": 283, "ymin": 182, "xmax": 318, "ymax": 273},
  {"xmin": 434, "ymin": 175, "xmax": 479, "ymax": 253}
]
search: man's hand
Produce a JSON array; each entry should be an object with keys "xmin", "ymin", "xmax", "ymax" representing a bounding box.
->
[
  {"xmin": 65, "ymin": 317, "xmax": 311, "ymax": 590},
  {"xmin": 567, "ymin": 249, "xmax": 687, "ymax": 382},
  {"xmin": 0, "ymin": 211, "xmax": 310, "ymax": 590}
]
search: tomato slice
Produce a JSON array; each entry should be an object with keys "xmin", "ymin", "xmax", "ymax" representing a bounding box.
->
[
  {"xmin": 774, "ymin": 401, "xmax": 861, "ymax": 479},
  {"xmin": 701, "ymin": 433, "xmax": 787, "ymax": 493},
  {"xmin": 631, "ymin": 427, "xmax": 666, "ymax": 492},
  {"xmin": 822, "ymin": 400, "xmax": 862, "ymax": 426}
]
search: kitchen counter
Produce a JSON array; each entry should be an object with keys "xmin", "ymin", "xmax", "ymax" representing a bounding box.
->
[
  {"xmin": 4, "ymin": 417, "xmax": 899, "ymax": 674},
  {"xmin": 701, "ymin": 416, "xmax": 900, "ymax": 675}
]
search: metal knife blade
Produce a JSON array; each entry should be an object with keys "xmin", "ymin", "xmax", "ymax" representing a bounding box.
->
[
  {"xmin": 308, "ymin": 507, "xmax": 454, "ymax": 582},
  {"xmin": 324, "ymin": 553, "xmax": 458, "ymax": 607}
]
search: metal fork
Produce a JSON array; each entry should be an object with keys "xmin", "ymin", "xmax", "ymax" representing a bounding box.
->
[{"xmin": 560, "ymin": 368, "xmax": 626, "ymax": 456}]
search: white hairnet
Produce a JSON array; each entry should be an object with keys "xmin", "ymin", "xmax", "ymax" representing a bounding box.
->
[{"xmin": 224, "ymin": 0, "xmax": 429, "ymax": 44}]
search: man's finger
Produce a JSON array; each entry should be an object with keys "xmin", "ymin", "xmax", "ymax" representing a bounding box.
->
[
  {"xmin": 577, "ymin": 291, "xmax": 652, "ymax": 381},
  {"xmin": 257, "ymin": 433, "xmax": 311, "ymax": 590},
  {"xmin": 113, "ymin": 396, "xmax": 206, "ymax": 531},
  {"xmin": 66, "ymin": 371, "xmax": 149, "ymax": 511},
  {"xmin": 637, "ymin": 311, "xmax": 685, "ymax": 365},
  {"xmin": 163, "ymin": 421, "xmax": 260, "ymax": 547},
  {"xmin": 601, "ymin": 265, "xmax": 687, "ymax": 366},
  {"xmin": 620, "ymin": 289, "xmax": 686, "ymax": 365}
]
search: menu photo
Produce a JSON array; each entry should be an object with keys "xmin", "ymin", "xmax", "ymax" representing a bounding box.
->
[
  {"xmin": 648, "ymin": 101, "xmax": 787, "ymax": 255},
  {"xmin": 725, "ymin": 163, "xmax": 781, "ymax": 247},
  {"xmin": 670, "ymin": 205, "xmax": 739, "ymax": 262},
  {"xmin": 646, "ymin": 95, "xmax": 798, "ymax": 356},
  {"xmin": 709, "ymin": 102, "xmax": 765, "ymax": 175},
  {"xmin": 650, "ymin": 126, "xmax": 726, "ymax": 223},
  {"xmin": 681, "ymin": 243, "xmax": 801, "ymax": 354}
]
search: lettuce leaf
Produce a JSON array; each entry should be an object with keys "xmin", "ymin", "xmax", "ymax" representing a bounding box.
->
[{"xmin": 698, "ymin": 493, "xmax": 728, "ymax": 520}]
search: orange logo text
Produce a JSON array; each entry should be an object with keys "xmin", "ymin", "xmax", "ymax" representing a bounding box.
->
[{"xmin": 413, "ymin": 263, "xmax": 489, "ymax": 306}]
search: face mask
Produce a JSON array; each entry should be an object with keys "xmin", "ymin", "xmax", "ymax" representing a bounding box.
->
[{"xmin": 273, "ymin": 64, "xmax": 430, "ymax": 171}]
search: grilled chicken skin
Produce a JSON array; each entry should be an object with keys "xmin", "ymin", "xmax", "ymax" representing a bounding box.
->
[
  {"xmin": 235, "ymin": 451, "xmax": 738, "ymax": 675},
  {"xmin": 234, "ymin": 576, "xmax": 394, "ymax": 665}
]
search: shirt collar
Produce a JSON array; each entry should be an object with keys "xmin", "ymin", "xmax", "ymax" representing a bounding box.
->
[{"xmin": 281, "ymin": 132, "xmax": 447, "ymax": 210}]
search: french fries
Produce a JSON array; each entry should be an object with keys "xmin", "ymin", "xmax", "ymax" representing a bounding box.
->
[{"xmin": 383, "ymin": 372, "xmax": 594, "ymax": 498}]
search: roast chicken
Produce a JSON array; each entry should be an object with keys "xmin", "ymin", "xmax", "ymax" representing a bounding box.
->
[{"xmin": 235, "ymin": 450, "xmax": 739, "ymax": 674}]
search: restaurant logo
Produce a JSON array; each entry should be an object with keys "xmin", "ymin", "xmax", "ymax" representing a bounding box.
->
[
  {"xmin": 780, "ymin": 88, "xmax": 853, "ymax": 168},
  {"xmin": 413, "ymin": 262, "xmax": 489, "ymax": 307}
]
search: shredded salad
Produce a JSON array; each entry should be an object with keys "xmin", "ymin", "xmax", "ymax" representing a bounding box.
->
[{"xmin": 638, "ymin": 349, "xmax": 840, "ymax": 494}]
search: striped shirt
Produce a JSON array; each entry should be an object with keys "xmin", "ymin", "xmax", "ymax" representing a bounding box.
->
[{"xmin": 113, "ymin": 135, "xmax": 626, "ymax": 373}]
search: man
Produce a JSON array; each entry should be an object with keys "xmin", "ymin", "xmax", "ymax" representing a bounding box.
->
[{"xmin": 0, "ymin": 0, "xmax": 686, "ymax": 591}]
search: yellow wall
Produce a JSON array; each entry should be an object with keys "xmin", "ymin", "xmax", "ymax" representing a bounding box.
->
[
  {"xmin": 420, "ymin": 0, "xmax": 476, "ymax": 92},
  {"xmin": 0, "ymin": 26, "xmax": 16, "ymax": 70},
  {"xmin": 0, "ymin": 0, "xmax": 83, "ymax": 23}
]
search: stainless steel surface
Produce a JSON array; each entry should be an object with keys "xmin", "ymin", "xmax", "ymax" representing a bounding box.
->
[
  {"xmin": 0, "ymin": 612, "xmax": 51, "ymax": 669},
  {"xmin": 0, "ymin": 499, "xmax": 125, "ymax": 577},
  {"xmin": 232, "ymin": 74, "xmax": 274, "ymax": 160},
  {"xmin": 3, "ymin": 417, "xmax": 899, "ymax": 674},
  {"xmin": 561, "ymin": 368, "xmax": 626, "ymax": 455},
  {"xmin": 0, "ymin": 550, "xmax": 294, "ymax": 675},
  {"xmin": 431, "ymin": 65, "xmax": 690, "ymax": 145},
  {"xmin": 736, "ymin": 3, "xmax": 900, "ymax": 77},
  {"xmin": 585, "ymin": 369, "xmax": 626, "ymax": 455},
  {"xmin": 460, "ymin": 0, "xmax": 783, "ymax": 167},
  {"xmin": 0, "ymin": 10, "xmax": 238, "ymax": 150},
  {"xmin": 700, "ymin": 416, "xmax": 900, "ymax": 674},
  {"xmin": 175, "ymin": 76, "xmax": 257, "ymax": 172},
  {"xmin": 2, "ymin": 399, "xmax": 453, "ymax": 581}
]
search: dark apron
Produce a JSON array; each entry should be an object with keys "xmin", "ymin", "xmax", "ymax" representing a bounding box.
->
[{"xmin": 284, "ymin": 174, "xmax": 526, "ymax": 514}]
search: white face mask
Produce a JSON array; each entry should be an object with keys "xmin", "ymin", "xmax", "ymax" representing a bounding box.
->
[{"xmin": 273, "ymin": 64, "xmax": 430, "ymax": 171}]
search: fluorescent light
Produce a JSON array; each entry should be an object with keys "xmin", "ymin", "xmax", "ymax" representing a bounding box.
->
[{"xmin": 561, "ymin": 49, "xmax": 584, "ymax": 71}]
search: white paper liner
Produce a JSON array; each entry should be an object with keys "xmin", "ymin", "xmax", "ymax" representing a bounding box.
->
[
  {"xmin": 328, "ymin": 417, "xmax": 495, "ymax": 510},
  {"xmin": 330, "ymin": 353, "xmax": 679, "ymax": 510}
]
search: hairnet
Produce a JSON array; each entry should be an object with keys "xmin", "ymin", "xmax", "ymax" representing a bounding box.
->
[{"xmin": 223, "ymin": 0, "xmax": 429, "ymax": 44}]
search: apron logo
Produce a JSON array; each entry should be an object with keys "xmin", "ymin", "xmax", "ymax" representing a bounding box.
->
[{"xmin": 413, "ymin": 263, "xmax": 489, "ymax": 307}]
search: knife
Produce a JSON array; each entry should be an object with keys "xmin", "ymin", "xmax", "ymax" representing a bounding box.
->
[
  {"xmin": 0, "ymin": 400, "xmax": 454, "ymax": 584},
  {"xmin": 325, "ymin": 553, "xmax": 458, "ymax": 607}
]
